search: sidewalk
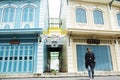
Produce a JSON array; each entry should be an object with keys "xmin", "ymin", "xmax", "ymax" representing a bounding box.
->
[
  {"xmin": 1, "ymin": 76, "xmax": 120, "ymax": 80},
  {"xmin": 0, "ymin": 72, "xmax": 120, "ymax": 80}
]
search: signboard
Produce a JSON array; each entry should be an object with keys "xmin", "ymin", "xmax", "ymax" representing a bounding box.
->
[
  {"xmin": 9, "ymin": 40, "xmax": 20, "ymax": 44},
  {"xmin": 87, "ymin": 39, "xmax": 100, "ymax": 44}
]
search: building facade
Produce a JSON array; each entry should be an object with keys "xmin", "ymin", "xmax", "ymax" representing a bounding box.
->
[
  {"xmin": 61, "ymin": 0, "xmax": 120, "ymax": 75},
  {"xmin": 1, "ymin": 0, "xmax": 120, "ymax": 77},
  {"xmin": 0, "ymin": 0, "xmax": 48, "ymax": 74}
]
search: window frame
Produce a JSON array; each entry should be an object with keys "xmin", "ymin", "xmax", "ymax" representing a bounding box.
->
[
  {"xmin": 93, "ymin": 9, "xmax": 104, "ymax": 25},
  {"xmin": 75, "ymin": 7, "xmax": 87, "ymax": 23},
  {"xmin": 117, "ymin": 13, "xmax": 120, "ymax": 27},
  {"xmin": 2, "ymin": 7, "xmax": 15, "ymax": 22},
  {"xmin": 22, "ymin": 6, "xmax": 35, "ymax": 22}
]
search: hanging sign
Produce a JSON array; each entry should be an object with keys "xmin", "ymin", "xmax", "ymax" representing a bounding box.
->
[
  {"xmin": 9, "ymin": 40, "xmax": 20, "ymax": 44},
  {"xmin": 87, "ymin": 39, "xmax": 100, "ymax": 44}
]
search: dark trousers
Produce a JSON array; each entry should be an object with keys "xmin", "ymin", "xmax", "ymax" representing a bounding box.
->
[{"xmin": 87, "ymin": 64, "xmax": 94, "ymax": 79}]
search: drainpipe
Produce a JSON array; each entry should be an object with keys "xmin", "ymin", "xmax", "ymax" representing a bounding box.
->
[
  {"xmin": 59, "ymin": 0, "xmax": 62, "ymax": 28},
  {"xmin": 68, "ymin": 31, "xmax": 72, "ymax": 46},
  {"xmin": 109, "ymin": 0, "xmax": 120, "ymax": 9},
  {"xmin": 47, "ymin": 0, "xmax": 50, "ymax": 29},
  {"xmin": 67, "ymin": 0, "xmax": 69, "ymax": 5}
]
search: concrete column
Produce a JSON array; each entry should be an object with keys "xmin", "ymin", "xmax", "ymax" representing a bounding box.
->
[
  {"xmin": 39, "ymin": 0, "xmax": 45, "ymax": 29},
  {"xmin": 67, "ymin": 37, "xmax": 74, "ymax": 72},
  {"xmin": 115, "ymin": 39, "xmax": 120, "ymax": 71},
  {"xmin": 37, "ymin": 41, "xmax": 44, "ymax": 73},
  {"xmin": 108, "ymin": 6, "xmax": 117, "ymax": 30}
]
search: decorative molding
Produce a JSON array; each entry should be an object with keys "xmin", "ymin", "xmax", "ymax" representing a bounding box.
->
[
  {"xmin": 73, "ymin": 4, "xmax": 88, "ymax": 10},
  {"xmin": 20, "ymin": 3, "xmax": 37, "ymax": 8},
  {"xmin": 73, "ymin": 39, "xmax": 112, "ymax": 44},
  {"xmin": 0, "ymin": 4, "xmax": 18, "ymax": 8}
]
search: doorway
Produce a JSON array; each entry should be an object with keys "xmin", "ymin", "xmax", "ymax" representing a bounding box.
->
[
  {"xmin": 46, "ymin": 47, "xmax": 62, "ymax": 72},
  {"xmin": 50, "ymin": 52, "xmax": 59, "ymax": 71}
]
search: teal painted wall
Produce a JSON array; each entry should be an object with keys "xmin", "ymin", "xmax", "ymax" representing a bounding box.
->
[{"xmin": 0, "ymin": 0, "xmax": 41, "ymax": 29}]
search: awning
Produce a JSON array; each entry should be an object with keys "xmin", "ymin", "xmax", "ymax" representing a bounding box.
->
[
  {"xmin": 67, "ymin": 28, "xmax": 120, "ymax": 39},
  {"xmin": 0, "ymin": 28, "xmax": 42, "ymax": 42},
  {"xmin": 0, "ymin": 28, "xmax": 42, "ymax": 34}
]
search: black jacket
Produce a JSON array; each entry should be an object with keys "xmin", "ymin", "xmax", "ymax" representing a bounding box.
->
[{"xmin": 85, "ymin": 51, "xmax": 95, "ymax": 69}]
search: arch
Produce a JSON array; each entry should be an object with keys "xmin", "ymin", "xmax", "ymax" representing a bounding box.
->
[
  {"xmin": 24, "ymin": 24, "xmax": 30, "ymax": 29},
  {"xmin": 4, "ymin": 24, "xmax": 10, "ymax": 29},
  {"xmin": 0, "ymin": 4, "xmax": 18, "ymax": 8},
  {"xmin": 20, "ymin": 3, "xmax": 37, "ymax": 8},
  {"xmin": 73, "ymin": 4, "xmax": 88, "ymax": 11}
]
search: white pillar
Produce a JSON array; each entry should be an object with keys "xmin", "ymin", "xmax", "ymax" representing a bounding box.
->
[
  {"xmin": 37, "ymin": 40, "xmax": 44, "ymax": 73},
  {"xmin": 39, "ymin": 0, "xmax": 46, "ymax": 29},
  {"xmin": 67, "ymin": 37, "xmax": 74, "ymax": 72},
  {"xmin": 115, "ymin": 39, "xmax": 120, "ymax": 71},
  {"xmin": 108, "ymin": 6, "xmax": 117, "ymax": 30}
]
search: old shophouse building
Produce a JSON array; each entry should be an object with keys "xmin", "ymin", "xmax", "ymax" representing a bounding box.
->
[{"xmin": 61, "ymin": 0, "xmax": 120, "ymax": 75}]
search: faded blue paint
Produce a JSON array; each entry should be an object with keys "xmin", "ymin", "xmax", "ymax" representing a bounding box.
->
[
  {"xmin": 0, "ymin": 8, "xmax": 2, "ymax": 22},
  {"xmin": 0, "ymin": 44, "xmax": 34, "ymax": 73},
  {"xmin": 43, "ymin": 42, "xmax": 47, "ymax": 72},
  {"xmin": 4, "ymin": 7, "xmax": 15, "ymax": 22},
  {"xmin": 34, "ymin": 7, "xmax": 39, "ymax": 28},
  {"xmin": 15, "ymin": 7, "xmax": 22, "ymax": 29},
  {"xmin": 0, "ymin": 28, "xmax": 42, "ymax": 33},
  {"xmin": 77, "ymin": 45, "xmax": 113, "ymax": 71},
  {"xmin": 33, "ymin": 43, "xmax": 38, "ymax": 73},
  {"xmin": 0, "ymin": 0, "xmax": 41, "ymax": 29},
  {"xmin": 0, "ymin": 0, "xmax": 47, "ymax": 74}
]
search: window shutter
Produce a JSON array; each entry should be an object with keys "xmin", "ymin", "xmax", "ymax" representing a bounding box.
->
[
  {"xmin": 117, "ymin": 13, "xmax": 120, "ymax": 26},
  {"xmin": 76, "ymin": 8, "xmax": 87, "ymax": 23}
]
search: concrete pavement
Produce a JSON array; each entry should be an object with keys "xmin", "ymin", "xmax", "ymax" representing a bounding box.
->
[{"xmin": 1, "ymin": 76, "xmax": 120, "ymax": 80}]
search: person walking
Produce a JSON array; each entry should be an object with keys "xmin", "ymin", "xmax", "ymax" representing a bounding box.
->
[{"xmin": 85, "ymin": 48, "xmax": 96, "ymax": 80}]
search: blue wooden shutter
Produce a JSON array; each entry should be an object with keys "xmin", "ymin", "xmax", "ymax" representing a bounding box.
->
[
  {"xmin": 22, "ymin": 7, "xmax": 34, "ymax": 22},
  {"xmin": 29, "ymin": 8, "xmax": 34, "ymax": 22},
  {"xmin": 3, "ymin": 7, "xmax": 15, "ymax": 22},
  {"xmin": 117, "ymin": 13, "xmax": 120, "ymax": 26},
  {"xmin": 77, "ymin": 45, "xmax": 113, "ymax": 71},
  {"xmin": 9, "ymin": 8, "xmax": 15, "ymax": 22},
  {"xmin": 93, "ymin": 10, "xmax": 104, "ymax": 24},
  {"xmin": 3, "ymin": 8, "xmax": 9, "ymax": 22},
  {"xmin": 23, "ymin": 8, "xmax": 28, "ymax": 22},
  {"xmin": 76, "ymin": 8, "xmax": 87, "ymax": 23}
]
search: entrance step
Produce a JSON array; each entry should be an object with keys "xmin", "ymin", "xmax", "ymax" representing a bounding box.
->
[{"xmin": 0, "ymin": 72, "xmax": 120, "ymax": 79}]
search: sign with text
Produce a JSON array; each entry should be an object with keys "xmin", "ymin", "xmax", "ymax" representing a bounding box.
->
[{"xmin": 87, "ymin": 39, "xmax": 100, "ymax": 44}]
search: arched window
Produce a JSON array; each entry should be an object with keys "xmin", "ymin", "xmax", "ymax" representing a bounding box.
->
[
  {"xmin": 76, "ymin": 8, "xmax": 87, "ymax": 23},
  {"xmin": 117, "ymin": 13, "xmax": 120, "ymax": 26},
  {"xmin": 93, "ymin": 10, "xmax": 104, "ymax": 24},
  {"xmin": 2, "ymin": 7, "xmax": 15, "ymax": 22},
  {"xmin": 22, "ymin": 6, "xmax": 34, "ymax": 22}
]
